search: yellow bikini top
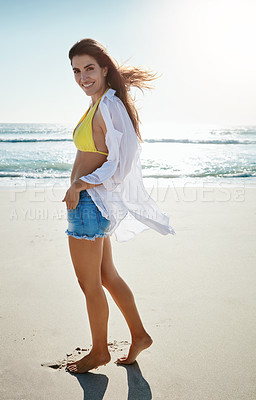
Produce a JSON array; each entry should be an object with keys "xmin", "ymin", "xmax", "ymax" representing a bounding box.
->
[{"xmin": 73, "ymin": 88, "xmax": 109, "ymax": 156}]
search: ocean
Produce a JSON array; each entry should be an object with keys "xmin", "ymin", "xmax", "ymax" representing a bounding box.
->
[{"xmin": 1, "ymin": 122, "xmax": 256, "ymax": 189}]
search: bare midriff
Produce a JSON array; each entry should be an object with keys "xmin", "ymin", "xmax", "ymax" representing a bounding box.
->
[{"xmin": 70, "ymin": 150, "xmax": 107, "ymax": 186}]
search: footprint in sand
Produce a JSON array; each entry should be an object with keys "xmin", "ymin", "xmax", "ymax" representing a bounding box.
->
[{"xmin": 41, "ymin": 340, "xmax": 131, "ymax": 370}]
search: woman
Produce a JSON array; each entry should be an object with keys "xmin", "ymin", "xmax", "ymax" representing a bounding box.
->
[{"xmin": 62, "ymin": 38, "xmax": 175, "ymax": 374}]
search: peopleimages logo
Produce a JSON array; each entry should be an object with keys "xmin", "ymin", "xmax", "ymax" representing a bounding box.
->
[{"xmin": 8, "ymin": 178, "xmax": 246, "ymax": 205}]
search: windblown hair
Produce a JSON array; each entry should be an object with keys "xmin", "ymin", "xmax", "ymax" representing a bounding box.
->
[{"xmin": 68, "ymin": 38, "xmax": 159, "ymax": 143}]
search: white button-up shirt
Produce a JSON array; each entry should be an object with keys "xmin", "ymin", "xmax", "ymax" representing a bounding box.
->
[{"xmin": 79, "ymin": 88, "xmax": 176, "ymax": 242}]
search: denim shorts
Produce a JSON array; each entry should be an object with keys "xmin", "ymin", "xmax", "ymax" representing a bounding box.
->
[{"xmin": 65, "ymin": 190, "xmax": 110, "ymax": 240}]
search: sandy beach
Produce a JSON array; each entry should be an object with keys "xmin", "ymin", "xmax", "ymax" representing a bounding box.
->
[{"xmin": 1, "ymin": 184, "xmax": 256, "ymax": 399}]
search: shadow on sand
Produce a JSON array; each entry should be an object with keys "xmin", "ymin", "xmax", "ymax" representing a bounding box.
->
[
  {"xmin": 66, "ymin": 361, "xmax": 151, "ymax": 400},
  {"xmin": 116, "ymin": 361, "xmax": 152, "ymax": 400},
  {"xmin": 68, "ymin": 371, "xmax": 109, "ymax": 400}
]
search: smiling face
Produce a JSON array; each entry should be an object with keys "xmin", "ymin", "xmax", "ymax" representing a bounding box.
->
[{"xmin": 71, "ymin": 54, "xmax": 108, "ymax": 102}]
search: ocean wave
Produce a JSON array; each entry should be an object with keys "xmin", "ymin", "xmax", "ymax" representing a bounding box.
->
[
  {"xmin": 209, "ymin": 127, "xmax": 256, "ymax": 136},
  {"xmin": 1, "ymin": 170, "xmax": 256, "ymax": 180},
  {"xmin": 0, "ymin": 172, "xmax": 70, "ymax": 178},
  {"xmin": 144, "ymin": 138, "xmax": 256, "ymax": 145},
  {"xmin": 1, "ymin": 138, "xmax": 256, "ymax": 145},
  {"xmin": 144, "ymin": 172, "xmax": 256, "ymax": 179},
  {"xmin": 0, "ymin": 138, "xmax": 72, "ymax": 143}
]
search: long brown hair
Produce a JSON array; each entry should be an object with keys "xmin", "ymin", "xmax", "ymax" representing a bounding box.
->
[{"xmin": 68, "ymin": 38, "xmax": 159, "ymax": 143}]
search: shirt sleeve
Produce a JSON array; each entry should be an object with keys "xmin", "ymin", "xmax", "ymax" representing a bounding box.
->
[{"xmin": 78, "ymin": 95, "xmax": 139, "ymax": 192}]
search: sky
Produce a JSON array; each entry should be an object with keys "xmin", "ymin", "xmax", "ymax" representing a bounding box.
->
[{"xmin": 0, "ymin": 0, "xmax": 256, "ymax": 127}]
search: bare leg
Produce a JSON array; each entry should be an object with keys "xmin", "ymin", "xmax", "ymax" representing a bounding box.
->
[
  {"xmin": 101, "ymin": 236, "xmax": 153, "ymax": 364},
  {"xmin": 66, "ymin": 236, "xmax": 111, "ymax": 373}
]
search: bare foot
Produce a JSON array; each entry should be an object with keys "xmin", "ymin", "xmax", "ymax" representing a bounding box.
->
[
  {"xmin": 66, "ymin": 351, "xmax": 111, "ymax": 374},
  {"xmin": 115, "ymin": 334, "xmax": 153, "ymax": 365}
]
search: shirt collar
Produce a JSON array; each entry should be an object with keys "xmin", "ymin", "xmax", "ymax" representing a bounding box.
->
[
  {"xmin": 105, "ymin": 88, "xmax": 116, "ymax": 101},
  {"xmin": 89, "ymin": 88, "xmax": 116, "ymax": 107}
]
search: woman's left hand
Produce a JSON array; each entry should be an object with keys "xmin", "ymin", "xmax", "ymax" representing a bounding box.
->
[{"xmin": 62, "ymin": 182, "xmax": 80, "ymax": 210}]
